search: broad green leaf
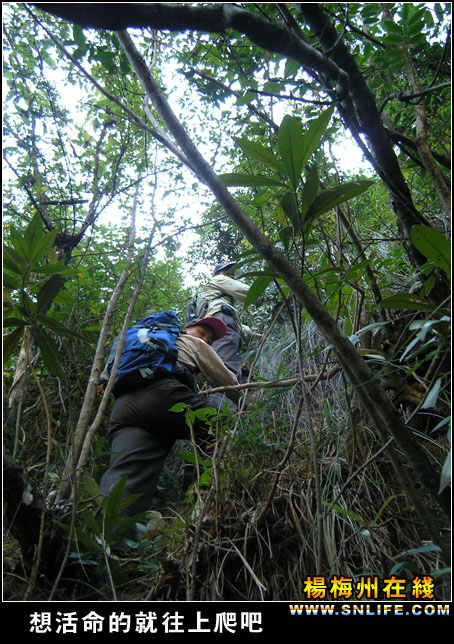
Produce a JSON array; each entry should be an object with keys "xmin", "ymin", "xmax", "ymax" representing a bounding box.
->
[
  {"xmin": 9, "ymin": 213, "xmax": 57, "ymax": 268},
  {"xmin": 22, "ymin": 212, "xmax": 44, "ymax": 255},
  {"xmin": 34, "ymin": 328, "xmax": 65, "ymax": 378},
  {"xmin": 236, "ymin": 90, "xmax": 256, "ymax": 106},
  {"xmin": 233, "ymin": 137, "xmax": 287, "ymax": 174},
  {"xmin": 383, "ymin": 19, "xmax": 403, "ymax": 34},
  {"xmin": 239, "ymin": 269, "xmax": 278, "ymax": 279},
  {"xmin": 304, "ymin": 180, "xmax": 374, "ymax": 229},
  {"xmin": 380, "ymin": 293, "xmax": 436, "ymax": 312},
  {"xmin": 279, "ymin": 225, "xmax": 294, "ymax": 250},
  {"xmin": 284, "ymin": 58, "xmax": 300, "ymax": 77},
  {"xmin": 244, "ymin": 276, "xmax": 273, "ymax": 308},
  {"xmin": 262, "ymin": 81, "xmax": 282, "ymax": 94},
  {"xmin": 384, "ymin": 33, "xmax": 405, "ymax": 45},
  {"xmin": 300, "ymin": 106, "xmax": 335, "ymax": 171},
  {"xmin": 281, "ymin": 191, "xmax": 300, "ymax": 228},
  {"xmin": 271, "ymin": 204, "xmax": 287, "ymax": 226},
  {"xmin": 37, "ymin": 274, "xmax": 64, "ymax": 313},
  {"xmin": 30, "ymin": 229, "xmax": 58, "ymax": 265},
  {"xmin": 3, "ymin": 273, "xmax": 20, "ymax": 290},
  {"xmin": 300, "ymin": 165, "xmax": 320, "ymax": 219},
  {"xmin": 411, "ymin": 225, "xmax": 451, "ymax": 274},
  {"xmin": 169, "ymin": 402, "xmax": 188, "ymax": 413},
  {"xmin": 3, "ymin": 327, "xmax": 24, "ymax": 363},
  {"xmin": 219, "ymin": 173, "xmax": 287, "ymax": 188},
  {"xmin": 3, "ymin": 318, "xmax": 28, "ymax": 329},
  {"xmin": 81, "ymin": 509, "xmax": 101, "ymax": 535},
  {"xmin": 36, "ymin": 314, "xmax": 86, "ymax": 340},
  {"xmin": 3, "ymin": 244, "xmax": 27, "ymax": 275},
  {"xmin": 80, "ymin": 473, "xmax": 102, "ymax": 505},
  {"xmin": 72, "ymin": 24, "xmax": 87, "ymax": 52},
  {"xmin": 278, "ymin": 115, "xmax": 306, "ymax": 189},
  {"xmin": 72, "ymin": 525, "xmax": 102, "ymax": 552}
]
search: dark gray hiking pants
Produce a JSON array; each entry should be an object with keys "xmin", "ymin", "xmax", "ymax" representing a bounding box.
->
[
  {"xmin": 100, "ymin": 377, "xmax": 212, "ymax": 519},
  {"xmin": 211, "ymin": 311, "xmax": 242, "ymax": 377},
  {"xmin": 209, "ymin": 311, "xmax": 242, "ymax": 412}
]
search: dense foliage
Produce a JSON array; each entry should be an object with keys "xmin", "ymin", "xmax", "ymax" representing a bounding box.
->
[{"xmin": 3, "ymin": 3, "xmax": 451, "ymax": 602}]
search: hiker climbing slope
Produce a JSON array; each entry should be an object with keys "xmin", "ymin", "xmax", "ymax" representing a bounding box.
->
[
  {"xmin": 195, "ymin": 261, "xmax": 261, "ymax": 376},
  {"xmin": 100, "ymin": 313, "xmax": 240, "ymax": 531}
]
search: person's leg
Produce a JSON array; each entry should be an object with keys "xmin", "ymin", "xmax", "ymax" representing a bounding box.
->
[
  {"xmin": 100, "ymin": 379, "xmax": 214, "ymax": 517},
  {"xmin": 209, "ymin": 313, "xmax": 241, "ymax": 412},
  {"xmin": 100, "ymin": 426, "xmax": 173, "ymax": 517},
  {"xmin": 211, "ymin": 320, "xmax": 242, "ymax": 376}
]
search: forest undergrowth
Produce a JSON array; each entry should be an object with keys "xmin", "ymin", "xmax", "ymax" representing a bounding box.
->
[
  {"xmin": 3, "ymin": 2, "xmax": 451, "ymax": 604},
  {"xmin": 4, "ymin": 321, "xmax": 449, "ymax": 602}
]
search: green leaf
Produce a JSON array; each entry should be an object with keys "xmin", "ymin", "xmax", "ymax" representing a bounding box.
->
[
  {"xmin": 81, "ymin": 509, "xmax": 101, "ymax": 535},
  {"xmin": 260, "ymin": 81, "xmax": 279, "ymax": 94},
  {"xmin": 236, "ymin": 90, "xmax": 256, "ymax": 106},
  {"xmin": 3, "ymin": 327, "xmax": 24, "ymax": 363},
  {"xmin": 372, "ymin": 495, "xmax": 398, "ymax": 526},
  {"xmin": 304, "ymin": 180, "xmax": 373, "ymax": 230},
  {"xmin": 9, "ymin": 213, "xmax": 57, "ymax": 267},
  {"xmin": 284, "ymin": 58, "xmax": 300, "ymax": 77},
  {"xmin": 80, "ymin": 473, "xmax": 103, "ymax": 505},
  {"xmin": 33, "ymin": 262, "xmax": 78, "ymax": 276},
  {"xmin": 421, "ymin": 377, "xmax": 443, "ymax": 409},
  {"xmin": 3, "ymin": 244, "xmax": 27, "ymax": 275},
  {"xmin": 37, "ymin": 274, "xmax": 64, "ymax": 313},
  {"xmin": 383, "ymin": 19, "xmax": 404, "ymax": 34},
  {"xmin": 22, "ymin": 212, "xmax": 44, "ymax": 254},
  {"xmin": 34, "ymin": 328, "xmax": 65, "ymax": 378},
  {"xmin": 411, "ymin": 225, "xmax": 451, "ymax": 274},
  {"xmin": 244, "ymin": 276, "xmax": 272, "ymax": 308},
  {"xmin": 380, "ymin": 293, "xmax": 436, "ymax": 312},
  {"xmin": 219, "ymin": 173, "xmax": 287, "ymax": 188},
  {"xmin": 300, "ymin": 106, "xmax": 335, "ymax": 171},
  {"xmin": 301, "ymin": 165, "xmax": 320, "ymax": 219},
  {"xmin": 281, "ymin": 191, "xmax": 300, "ymax": 228},
  {"xmin": 169, "ymin": 402, "xmax": 188, "ymax": 413},
  {"xmin": 3, "ymin": 318, "xmax": 28, "ymax": 329},
  {"xmin": 324, "ymin": 502, "xmax": 366, "ymax": 526},
  {"xmin": 233, "ymin": 137, "xmax": 287, "ymax": 174},
  {"xmin": 278, "ymin": 115, "xmax": 306, "ymax": 189},
  {"xmin": 3, "ymin": 273, "xmax": 20, "ymax": 291},
  {"xmin": 103, "ymin": 478, "xmax": 127, "ymax": 541},
  {"xmin": 73, "ymin": 526, "xmax": 101, "ymax": 552},
  {"xmin": 279, "ymin": 225, "xmax": 294, "ymax": 250},
  {"xmin": 72, "ymin": 24, "xmax": 87, "ymax": 52},
  {"xmin": 271, "ymin": 204, "xmax": 287, "ymax": 226},
  {"xmin": 384, "ymin": 34, "xmax": 405, "ymax": 45},
  {"xmin": 27, "ymin": 229, "xmax": 57, "ymax": 266},
  {"xmin": 36, "ymin": 314, "xmax": 86, "ymax": 340}
]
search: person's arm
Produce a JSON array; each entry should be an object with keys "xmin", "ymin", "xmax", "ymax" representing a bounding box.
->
[
  {"xmin": 242, "ymin": 324, "xmax": 262, "ymax": 337},
  {"xmin": 177, "ymin": 335, "xmax": 241, "ymax": 402}
]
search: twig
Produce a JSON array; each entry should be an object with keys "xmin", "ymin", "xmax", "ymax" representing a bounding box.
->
[{"xmin": 200, "ymin": 365, "xmax": 341, "ymax": 396}]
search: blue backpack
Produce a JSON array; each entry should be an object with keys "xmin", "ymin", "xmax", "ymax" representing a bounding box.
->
[{"xmin": 106, "ymin": 310, "xmax": 181, "ymax": 397}]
